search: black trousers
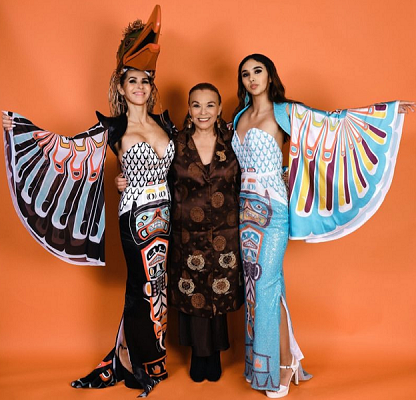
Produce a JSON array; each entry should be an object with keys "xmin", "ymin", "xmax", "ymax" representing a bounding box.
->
[{"xmin": 178, "ymin": 311, "xmax": 230, "ymax": 357}]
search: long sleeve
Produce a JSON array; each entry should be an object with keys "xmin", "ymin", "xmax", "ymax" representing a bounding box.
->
[
  {"xmin": 3, "ymin": 112, "xmax": 108, "ymax": 265},
  {"xmin": 287, "ymin": 101, "xmax": 404, "ymax": 242}
]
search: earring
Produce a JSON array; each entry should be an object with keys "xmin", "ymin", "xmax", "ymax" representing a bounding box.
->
[
  {"xmin": 216, "ymin": 115, "xmax": 221, "ymax": 129},
  {"xmin": 186, "ymin": 116, "xmax": 194, "ymax": 129},
  {"xmin": 244, "ymin": 91, "xmax": 250, "ymax": 106}
]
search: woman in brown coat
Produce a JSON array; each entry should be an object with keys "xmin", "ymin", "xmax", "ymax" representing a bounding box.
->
[
  {"xmin": 116, "ymin": 82, "xmax": 243, "ymax": 382},
  {"xmin": 169, "ymin": 83, "xmax": 243, "ymax": 382}
]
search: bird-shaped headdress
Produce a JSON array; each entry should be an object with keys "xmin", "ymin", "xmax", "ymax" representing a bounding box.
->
[{"xmin": 109, "ymin": 5, "xmax": 161, "ymax": 115}]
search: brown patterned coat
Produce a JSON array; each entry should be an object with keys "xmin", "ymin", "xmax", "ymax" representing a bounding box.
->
[{"xmin": 168, "ymin": 128, "xmax": 243, "ymax": 318}]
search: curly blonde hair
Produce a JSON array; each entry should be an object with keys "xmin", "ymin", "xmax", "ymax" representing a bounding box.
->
[{"xmin": 109, "ymin": 68, "xmax": 158, "ymax": 116}]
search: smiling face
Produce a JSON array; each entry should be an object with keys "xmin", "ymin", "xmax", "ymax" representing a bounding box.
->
[
  {"xmin": 188, "ymin": 89, "xmax": 222, "ymax": 131},
  {"xmin": 117, "ymin": 69, "xmax": 152, "ymax": 108},
  {"xmin": 240, "ymin": 59, "xmax": 270, "ymax": 97}
]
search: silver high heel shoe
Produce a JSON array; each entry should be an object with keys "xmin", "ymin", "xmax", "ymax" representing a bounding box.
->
[{"xmin": 265, "ymin": 356, "xmax": 299, "ymax": 398}]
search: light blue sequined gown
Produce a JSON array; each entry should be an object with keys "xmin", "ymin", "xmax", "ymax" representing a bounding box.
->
[{"xmin": 232, "ymin": 128, "xmax": 304, "ymax": 391}]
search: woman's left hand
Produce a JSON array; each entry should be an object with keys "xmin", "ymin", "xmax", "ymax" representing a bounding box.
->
[
  {"xmin": 2, "ymin": 112, "xmax": 14, "ymax": 130},
  {"xmin": 398, "ymin": 101, "xmax": 415, "ymax": 114}
]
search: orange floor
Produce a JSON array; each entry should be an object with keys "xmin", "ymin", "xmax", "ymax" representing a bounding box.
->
[
  {"xmin": 2, "ymin": 351, "xmax": 415, "ymax": 400},
  {"xmin": 2, "ymin": 308, "xmax": 416, "ymax": 400}
]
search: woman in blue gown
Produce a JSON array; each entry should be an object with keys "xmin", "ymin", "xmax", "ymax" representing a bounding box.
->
[{"xmin": 231, "ymin": 53, "xmax": 414, "ymax": 398}]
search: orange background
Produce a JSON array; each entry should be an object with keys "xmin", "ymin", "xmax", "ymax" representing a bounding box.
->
[{"xmin": 0, "ymin": 1, "xmax": 415, "ymax": 399}]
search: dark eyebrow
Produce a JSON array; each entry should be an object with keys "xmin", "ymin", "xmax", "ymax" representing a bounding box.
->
[
  {"xmin": 128, "ymin": 75, "xmax": 148, "ymax": 80},
  {"xmin": 241, "ymin": 66, "xmax": 263, "ymax": 73}
]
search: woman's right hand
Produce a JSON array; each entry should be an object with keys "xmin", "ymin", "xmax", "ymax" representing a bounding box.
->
[
  {"xmin": 115, "ymin": 173, "xmax": 128, "ymax": 192},
  {"xmin": 2, "ymin": 112, "xmax": 14, "ymax": 130},
  {"xmin": 398, "ymin": 101, "xmax": 415, "ymax": 114}
]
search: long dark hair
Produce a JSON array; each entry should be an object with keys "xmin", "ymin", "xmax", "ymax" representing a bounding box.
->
[
  {"xmin": 182, "ymin": 82, "xmax": 228, "ymax": 135},
  {"xmin": 233, "ymin": 53, "xmax": 291, "ymax": 119}
]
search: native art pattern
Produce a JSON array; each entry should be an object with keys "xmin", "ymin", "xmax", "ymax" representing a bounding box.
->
[
  {"xmin": 120, "ymin": 142, "xmax": 173, "ymax": 359},
  {"xmin": 142, "ymin": 237, "xmax": 169, "ymax": 352},
  {"xmin": 118, "ymin": 137, "xmax": 173, "ymax": 385},
  {"xmin": 119, "ymin": 141, "xmax": 174, "ymax": 215},
  {"xmin": 240, "ymin": 224, "xmax": 263, "ymax": 342},
  {"xmin": 70, "ymin": 348, "xmax": 117, "ymax": 389},
  {"xmin": 133, "ymin": 201, "xmax": 170, "ymax": 243},
  {"xmin": 231, "ymin": 101, "xmax": 405, "ymax": 391},
  {"xmin": 233, "ymin": 129, "xmax": 287, "ymax": 205},
  {"xmin": 120, "ymin": 142, "xmax": 172, "ymax": 356},
  {"xmin": 240, "ymin": 187, "xmax": 270, "ymax": 343},
  {"xmin": 3, "ymin": 111, "xmax": 175, "ymax": 392},
  {"xmin": 3, "ymin": 113, "xmax": 107, "ymax": 265},
  {"xmin": 288, "ymin": 102, "xmax": 404, "ymax": 241},
  {"xmin": 232, "ymin": 127, "xmax": 306, "ymax": 390},
  {"xmin": 143, "ymin": 355, "xmax": 167, "ymax": 379},
  {"xmin": 240, "ymin": 190, "xmax": 273, "ymax": 227}
]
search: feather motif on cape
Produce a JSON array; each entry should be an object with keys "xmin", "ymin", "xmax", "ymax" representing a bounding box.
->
[
  {"xmin": 3, "ymin": 112, "xmax": 108, "ymax": 265},
  {"xmin": 287, "ymin": 101, "xmax": 404, "ymax": 242}
]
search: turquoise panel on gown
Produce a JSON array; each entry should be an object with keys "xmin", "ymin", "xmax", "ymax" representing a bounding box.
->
[
  {"xmin": 234, "ymin": 101, "xmax": 405, "ymax": 243},
  {"xmin": 232, "ymin": 128, "xmax": 306, "ymax": 391},
  {"xmin": 231, "ymin": 100, "xmax": 406, "ymax": 392}
]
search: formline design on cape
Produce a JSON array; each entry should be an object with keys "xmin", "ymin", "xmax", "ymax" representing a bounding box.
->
[
  {"xmin": 3, "ymin": 112, "xmax": 107, "ymax": 265},
  {"xmin": 3, "ymin": 110, "xmax": 176, "ymax": 393},
  {"xmin": 287, "ymin": 101, "xmax": 404, "ymax": 241},
  {"xmin": 231, "ymin": 99, "xmax": 405, "ymax": 391}
]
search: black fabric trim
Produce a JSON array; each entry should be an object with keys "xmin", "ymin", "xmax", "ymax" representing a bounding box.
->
[{"xmin": 95, "ymin": 110, "xmax": 176, "ymax": 157}]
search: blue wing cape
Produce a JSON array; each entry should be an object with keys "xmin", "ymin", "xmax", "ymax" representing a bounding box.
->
[
  {"xmin": 3, "ymin": 112, "xmax": 108, "ymax": 265},
  {"xmin": 273, "ymin": 101, "xmax": 404, "ymax": 242}
]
